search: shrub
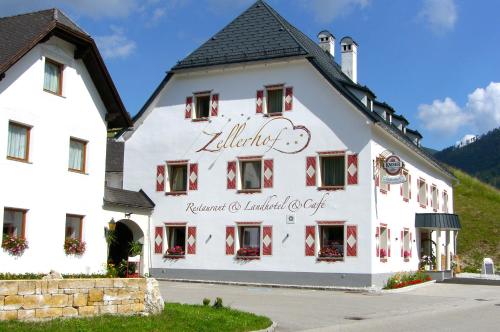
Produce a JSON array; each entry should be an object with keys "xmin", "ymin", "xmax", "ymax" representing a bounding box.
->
[
  {"xmin": 129, "ymin": 241, "xmax": 143, "ymax": 256},
  {"xmin": 2, "ymin": 235, "xmax": 29, "ymax": 257},
  {"xmin": 202, "ymin": 298, "xmax": 210, "ymax": 306},
  {"xmin": 213, "ymin": 297, "xmax": 223, "ymax": 309},
  {"xmin": 384, "ymin": 271, "xmax": 431, "ymax": 289}
]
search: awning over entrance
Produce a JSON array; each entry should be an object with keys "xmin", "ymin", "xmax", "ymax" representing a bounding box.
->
[{"xmin": 415, "ymin": 213, "xmax": 461, "ymax": 230}]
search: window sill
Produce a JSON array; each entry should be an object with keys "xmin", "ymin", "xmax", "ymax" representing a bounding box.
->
[
  {"xmin": 43, "ymin": 89, "xmax": 65, "ymax": 98},
  {"xmin": 166, "ymin": 191, "xmax": 188, "ymax": 196},
  {"xmin": 68, "ymin": 169, "xmax": 87, "ymax": 175},
  {"xmin": 164, "ymin": 254, "xmax": 185, "ymax": 259},
  {"xmin": 419, "ymin": 204, "xmax": 427, "ymax": 209},
  {"xmin": 317, "ymin": 257, "xmax": 344, "ymax": 262},
  {"xmin": 235, "ymin": 256, "xmax": 260, "ymax": 260},
  {"xmin": 404, "ymin": 258, "xmax": 410, "ymax": 262},
  {"xmin": 237, "ymin": 189, "xmax": 262, "ymax": 194},
  {"xmin": 379, "ymin": 189, "xmax": 388, "ymax": 194},
  {"xmin": 433, "ymin": 208, "xmax": 438, "ymax": 212},
  {"xmin": 403, "ymin": 198, "xmax": 409, "ymax": 203},
  {"xmin": 318, "ymin": 186, "xmax": 344, "ymax": 191},
  {"xmin": 263, "ymin": 112, "xmax": 283, "ymax": 117},
  {"xmin": 380, "ymin": 258, "xmax": 388, "ymax": 263},
  {"xmin": 192, "ymin": 118, "xmax": 209, "ymax": 122},
  {"xmin": 6, "ymin": 156, "xmax": 31, "ymax": 164}
]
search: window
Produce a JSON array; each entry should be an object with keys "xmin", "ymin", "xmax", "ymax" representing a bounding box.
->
[
  {"xmin": 237, "ymin": 226, "xmax": 260, "ymax": 257},
  {"xmin": 379, "ymin": 225, "xmax": 388, "ymax": 259},
  {"xmin": 418, "ymin": 179, "xmax": 427, "ymax": 206},
  {"xmin": 68, "ymin": 138, "xmax": 87, "ymax": 173},
  {"xmin": 2, "ymin": 208, "xmax": 26, "ymax": 238},
  {"xmin": 169, "ymin": 164, "xmax": 188, "ymax": 192},
  {"xmin": 402, "ymin": 170, "xmax": 410, "ymax": 200},
  {"xmin": 431, "ymin": 185, "xmax": 438, "ymax": 210},
  {"xmin": 166, "ymin": 226, "xmax": 186, "ymax": 256},
  {"xmin": 320, "ymin": 155, "xmax": 345, "ymax": 188},
  {"xmin": 43, "ymin": 59, "xmax": 63, "ymax": 95},
  {"xmin": 266, "ymin": 88, "xmax": 283, "ymax": 114},
  {"xmin": 443, "ymin": 191, "xmax": 449, "ymax": 213},
  {"xmin": 195, "ymin": 95, "xmax": 210, "ymax": 119},
  {"xmin": 240, "ymin": 160, "xmax": 262, "ymax": 191},
  {"xmin": 65, "ymin": 214, "xmax": 83, "ymax": 241},
  {"xmin": 403, "ymin": 229, "xmax": 410, "ymax": 260},
  {"xmin": 318, "ymin": 225, "xmax": 344, "ymax": 260},
  {"xmin": 379, "ymin": 163, "xmax": 389, "ymax": 192},
  {"xmin": 7, "ymin": 122, "xmax": 30, "ymax": 162}
]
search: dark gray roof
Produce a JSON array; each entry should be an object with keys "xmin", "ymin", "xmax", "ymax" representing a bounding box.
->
[
  {"xmin": 415, "ymin": 213, "xmax": 461, "ymax": 230},
  {"xmin": 340, "ymin": 36, "xmax": 358, "ymax": 46},
  {"xmin": 104, "ymin": 187, "xmax": 155, "ymax": 209},
  {"xmin": 0, "ymin": 8, "xmax": 131, "ymax": 128},
  {"xmin": 106, "ymin": 140, "xmax": 124, "ymax": 172},
  {"xmin": 392, "ymin": 113, "xmax": 409, "ymax": 125},
  {"xmin": 406, "ymin": 128, "xmax": 423, "ymax": 138}
]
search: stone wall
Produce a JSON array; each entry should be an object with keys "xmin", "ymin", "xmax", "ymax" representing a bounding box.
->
[{"xmin": 0, "ymin": 278, "xmax": 164, "ymax": 321}]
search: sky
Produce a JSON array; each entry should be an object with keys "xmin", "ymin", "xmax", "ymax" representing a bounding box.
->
[{"xmin": 1, "ymin": 0, "xmax": 499, "ymax": 150}]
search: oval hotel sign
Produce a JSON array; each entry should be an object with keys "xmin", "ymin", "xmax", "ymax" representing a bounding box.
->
[{"xmin": 384, "ymin": 155, "xmax": 403, "ymax": 175}]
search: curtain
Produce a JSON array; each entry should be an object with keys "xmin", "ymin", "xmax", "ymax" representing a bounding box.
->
[
  {"xmin": 322, "ymin": 156, "xmax": 345, "ymax": 186},
  {"xmin": 242, "ymin": 161, "xmax": 261, "ymax": 189},
  {"xmin": 171, "ymin": 166, "xmax": 187, "ymax": 191},
  {"xmin": 44, "ymin": 61, "xmax": 60, "ymax": 93},
  {"xmin": 243, "ymin": 227, "xmax": 259, "ymax": 248},
  {"xmin": 69, "ymin": 140, "xmax": 84, "ymax": 171},
  {"xmin": 7, "ymin": 124, "xmax": 27, "ymax": 159},
  {"xmin": 65, "ymin": 216, "xmax": 81, "ymax": 239},
  {"xmin": 3, "ymin": 210, "xmax": 23, "ymax": 237},
  {"xmin": 267, "ymin": 89, "xmax": 283, "ymax": 114}
]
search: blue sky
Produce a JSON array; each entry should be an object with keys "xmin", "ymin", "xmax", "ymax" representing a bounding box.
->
[{"xmin": 2, "ymin": 0, "xmax": 499, "ymax": 149}]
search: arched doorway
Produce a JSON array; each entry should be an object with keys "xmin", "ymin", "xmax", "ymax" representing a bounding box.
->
[{"xmin": 108, "ymin": 219, "xmax": 145, "ymax": 276}]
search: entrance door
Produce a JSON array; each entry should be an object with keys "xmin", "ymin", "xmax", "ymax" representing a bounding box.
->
[{"xmin": 108, "ymin": 222, "xmax": 133, "ymax": 275}]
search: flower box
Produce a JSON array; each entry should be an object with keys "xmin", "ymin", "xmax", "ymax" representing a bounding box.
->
[
  {"xmin": 236, "ymin": 247, "xmax": 260, "ymax": 259},
  {"xmin": 2, "ymin": 235, "xmax": 28, "ymax": 257},
  {"xmin": 318, "ymin": 246, "xmax": 343, "ymax": 258},
  {"xmin": 379, "ymin": 248, "xmax": 387, "ymax": 258},
  {"xmin": 64, "ymin": 238, "xmax": 86, "ymax": 256},
  {"xmin": 164, "ymin": 246, "xmax": 185, "ymax": 258}
]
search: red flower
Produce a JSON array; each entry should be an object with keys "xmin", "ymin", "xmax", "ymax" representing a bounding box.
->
[
  {"xmin": 64, "ymin": 238, "xmax": 86, "ymax": 256},
  {"xmin": 166, "ymin": 246, "xmax": 185, "ymax": 256},
  {"xmin": 2, "ymin": 235, "xmax": 29, "ymax": 257}
]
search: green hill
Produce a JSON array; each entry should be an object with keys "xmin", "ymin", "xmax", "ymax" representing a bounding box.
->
[{"xmin": 453, "ymin": 168, "xmax": 500, "ymax": 270}]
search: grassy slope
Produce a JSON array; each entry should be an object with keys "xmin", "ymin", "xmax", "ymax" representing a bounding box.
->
[
  {"xmin": 453, "ymin": 168, "xmax": 500, "ymax": 269},
  {"xmin": 0, "ymin": 303, "xmax": 272, "ymax": 332}
]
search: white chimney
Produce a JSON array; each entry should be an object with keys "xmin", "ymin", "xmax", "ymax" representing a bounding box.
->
[
  {"xmin": 341, "ymin": 36, "xmax": 358, "ymax": 83},
  {"xmin": 317, "ymin": 30, "xmax": 335, "ymax": 57}
]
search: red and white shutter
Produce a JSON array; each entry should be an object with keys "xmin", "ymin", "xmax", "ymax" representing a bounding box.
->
[
  {"xmin": 375, "ymin": 227, "xmax": 380, "ymax": 257},
  {"xmin": 187, "ymin": 226, "xmax": 196, "ymax": 254},
  {"xmin": 388, "ymin": 228, "xmax": 391, "ymax": 257},
  {"xmin": 306, "ymin": 156, "xmax": 316, "ymax": 187},
  {"xmin": 256, "ymin": 90, "xmax": 264, "ymax": 113},
  {"xmin": 189, "ymin": 163, "xmax": 198, "ymax": 191},
  {"xmin": 227, "ymin": 161, "xmax": 236, "ymax": 189},
  {"xmin": 225, "ymin": 226, "xmax": 235, "ymax": 255},
  {"xmin": 154, "ymin": 226, "xmax": 163, "ymax": 254},
  {"xmin": 185, "ymin": 96, "xmax": 193, "ymax": 119},
  {"xmin": 263, "ymin": 159, "xmax": 273, "ymax": 188},
  {"xmin": 401, "ymin": 230, "xmax": 404, "ymax": 257},
  {"xmin": 284, "ymin": 87, "xmax": 293, "ymax": 111},
  {"xmin": 262, "ymin": 226, "xmax": 272, "ymax": 255},
  {"xmin": 347, "ymin": 154, "xmax": 358, "ymax": 185},
  {"xmin": 305, "ymin": 226, "xmax": 315, "ymax": 256},
  {"xmin": 211, "ymin": 93, "xmax": 219, "ymax": 117},
  {"xmin": 346, "ymin": 225, "xmax": 357, "ymax": 257},
  {"xmin": 156, "ymin": 165, "xmax": 165, "ymax": 192}
]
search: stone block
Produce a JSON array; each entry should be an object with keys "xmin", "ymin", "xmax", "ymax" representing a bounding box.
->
[
  {"xmin": 99, "ymin": 305, "xmax": 117, "ymax": 314},
  {"xmin": 47, "ymin": 294, "xmax": 69, "ymax": 307},
  {"xmin": 35, "ymin": 308, "xmax": 62, "ymax": 319},
  {"xmin": 116, "ymin": 304, "xmax": 132, "ymax": 314},
  {"xmin": 73, "ymin": 293, "xmax": 87, "ymax": 307},
  {"xmin": 4, "ymin": 295, "xmax": 24, "ymax": 310},
  {"xmin": 130, "ymin": 290, "xmax": 145, "ymax": 300},
  {"xmin": 0, "ymin": 295, "xmax": 4, "ymax": 306},
  {"xmin": 0, "ymin": 310, "xmax": 17, "ymax": 320},
  {"xmin": 18, "ymin": 281, "xmax": 36, "ymax": 295},
  {"xmin": 88, "ymin": 289, "xmax": 103, "ymax": 302},
  {"xmin": 125, "ymin": 279, "xmax": 142, "ymax": 289},
  {"xmin": 62, "ymin": 307, "xmax": 78, "ymax": 317},
  {"xmin": 18, "ymin": 309, "xmax": 36, "ymax": 320},
  {"xmin": 79, "ymin": 306, "xmax": 98, "ymax": 317},
  {"xmin": 35, "ymin": 280, "xmax": 48, "ymax": 294},
  {"xmin": 47, "ymin": 280, "xmax": 59, "ymax": 294},
  {"xmin": 113, "ymin": 279, "xmax": 128, "ymax": 288},
  {"xmin": 117, "ymin": 288, "xmax": 131, "ymax": 300},
  {"xmin": 121, "ymin": 299, "xmax": 135, "ymax": 305},
  {"xmin": 22, "ymin": 295, "xmax": 47, "ymax": 309},
  {"xmin": 0, "ymin": 281, "xmax": 18, "ymax": 296},
  {"xmin": 131, "ymin": 302, "xmax": 145, "ymax": 312},
  {"xmin": 63, "ymin": 288, "xmax": 88, "ymax": 294},
  {"xmin": 59, "ymin": 280, "xmax": 95, "ymax": 289},
  {"xmin": 95, "ymin": 279, "xmax": 114, "ymax": 288}
]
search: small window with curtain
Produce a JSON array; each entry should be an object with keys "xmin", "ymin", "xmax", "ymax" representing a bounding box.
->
[
  {"xmin": 2, "ymin": 208, "xmax": 26, "ymax": 238},
  {"xmin": 169, "ymin": 164, "xmax": 187, "ymax": 193},
  {"xmin": 7, "ymin": 122, "xmax": 31, "ymax": 162},
  {"xmin": 266, "ymin": 88, "xmax": 283, "ymax": 114},
  {"xmin": 68, "ymin": 138, "xmax": 87, "ymax": 173},
  {"xmin": 320, "ymin": 155, "xmax": 345, "ymax": 188},
  {"xmin": 237, "ymin": 225, "xmax": 260, "ymax": 258},
  {"xmin": 195, "ymin": 95, "xmax": 210, "ymax": 119},
  {"xmin": 240, "ymin": 159, "xmax": 262, "ymax": 191},
  {"xmin": 65, "ymin": 214, "xmax": 83, "ymax": 241},
  {"xmin": 43, "ymin": 58, "xmax": 63, "ymax": 95}
]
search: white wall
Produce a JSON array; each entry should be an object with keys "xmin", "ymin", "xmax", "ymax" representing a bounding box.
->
[
  {"xmin": 124, "ymin": 59, "xmax": 376, "ymax": 274},
  {"xmin": 0, "ymin": 37, "xmax": 109, "ymax": 274}
]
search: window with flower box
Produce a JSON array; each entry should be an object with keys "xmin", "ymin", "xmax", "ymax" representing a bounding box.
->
[
  {"xmin": 237, "ymin": 225, "xmax": 260, "ymax": 258},
  {"xmin": 403, "ymin": 229, "xmax": 410, "ymax": 261},
  {"xmin": 165, "ymin": 226, "xmax": 186, "ymax": 257},
  {"xmin": 320, "ymin": 155, "xmax": 345, "ymax": 189},
  {"xmin": 2, "ymin": 208, "xmax": 26, "ymax": 238},
  {"xmin": 7, "ymin": 121, "xmax": 31, "ymax": 162},
  {"xmin": 318, "ymin": 225, "xmax": 344, "ymax": 260},
  {"xmin": 65, "ymin": 214, "xmax": 83, "ymax": 241},
  {"xmin": 379, "ymin": 225, "xmax": 388, "ymax": 260}
]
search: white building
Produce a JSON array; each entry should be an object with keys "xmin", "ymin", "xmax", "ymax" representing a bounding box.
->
[
  {"xmin": 0, "ymin": 9, "xmax": 153, "ymax": 275},
  {"xmin": 122, "ymin": 1, "xmax": 460, "ymax": 287}
]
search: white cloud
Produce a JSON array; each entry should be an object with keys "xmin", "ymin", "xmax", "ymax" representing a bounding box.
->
[
  {"xmin": 418, "ymin": 82, "xmax": 500, "ymax": 136},
  {"xmin": 419, "ymin": 0, "xmax": 457, "ymax": 34},
  {"xmin": 95, "ymin": 26, "xmax": 136, "ymax": 59},
  {"xmin": 302, "ymin": 0, "xmax": 371, "ymax": 23}
]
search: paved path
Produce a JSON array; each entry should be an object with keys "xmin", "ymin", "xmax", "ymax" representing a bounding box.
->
[{"xmin": 159, "ymin": 281, "xmax": 500, "ymax": 331}]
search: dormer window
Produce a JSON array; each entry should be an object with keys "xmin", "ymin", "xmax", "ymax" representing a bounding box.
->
[{"xmin": 44, "ymin": 58, "xmax": 63, "ymax": 95}]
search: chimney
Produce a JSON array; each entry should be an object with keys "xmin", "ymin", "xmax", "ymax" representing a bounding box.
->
[
  {"xmin": 317, "ymin": 30, "xmax": 335, "ymax": 57},
  {"xmin": 340, "ymin": 36, "xmax": 358, "ymax": 83}
]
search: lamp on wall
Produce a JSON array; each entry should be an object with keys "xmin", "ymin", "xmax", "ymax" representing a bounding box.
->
[{"xmin": 108, "ymin": 218, "xmax": 116, "ymax": 231}]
